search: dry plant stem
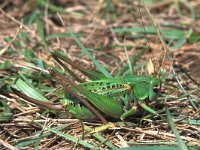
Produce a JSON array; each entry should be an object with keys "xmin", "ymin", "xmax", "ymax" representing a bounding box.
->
[
  {"xmin": 89, "ymin": 0, "xmax": 103, "ymax": 21},
  {"xmin": 13, "ymin": 118, "xmax": 79, "ymax": 123},
  {"xmin": 51, "ymin": 52, "xmax": 83, "ymax": 82},
  {"xmin": 0, "ymin": 138, "xmax": 19, "ymax": 150},
  {"xmin": 180, "ymin": 66, "xmax": 200, "ymax": 86},
  {"xmin": 0, "ymin": 119, "xmax": 78, "ymax": 127},
  {"xmin": 96, "ymin": 129, "xmax": 116, "ymax": 148},
  {"xmin": 14, "ymin": 108, "xmax": 40, "ymax": 117},
  {"xmin": 122, "ymin": 126, "xmax": 198, "ymax": 142},
  {"xmin": 0, "ymin": 22, "xmax": 22, "ymax": 56},
  {"xmin": 143, "ymin": 2, "xmax": 198, "ymax": 111},
  {"xmin": 142, "ymin": 2, "xmax": 168, "ymax": 77},
  {"xmin": 36, "ymin": 114, "xmax": 49, "ymax": 148},
  {"xmin": 11, "ymin": 87, "xmax": 64, "ymax": 111},
  {"xmin": 49, "ymin": 69, "xmax": 107, "ymax": 124},
  {"xmin": 0, "ymin": 8, "xmax": 30, "ymax": 32}
]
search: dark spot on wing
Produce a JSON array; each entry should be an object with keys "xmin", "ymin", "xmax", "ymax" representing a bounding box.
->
[
  {"xmin": 99, "ymin": 82, "xmax": 103, "ymax": 86},
  {"xmin": 106, "ymin": 85, "xmax": 111, "ymax": 89},
  {"xmin": 102, "ymin": 87, "xmax": 106, "ymax": 90}
]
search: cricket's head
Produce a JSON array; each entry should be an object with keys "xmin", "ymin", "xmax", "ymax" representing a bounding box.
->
[{"xmin": 124, "ymin": 75, "xmax": 161, "ymax": 101}]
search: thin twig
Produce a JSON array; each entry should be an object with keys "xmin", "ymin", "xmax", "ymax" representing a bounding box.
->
[
  {"xmin": 0, "ymin": 8, "xmax": 31, "ymax": 32},
  {"xmin": 0, "ymin": 22, "xmax": 22, "ymax": 56}
]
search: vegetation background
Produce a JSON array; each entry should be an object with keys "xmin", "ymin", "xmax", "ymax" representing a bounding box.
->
[{"xmin": 0, "ymin": 0, "xmax": 200, "ymax": 149}]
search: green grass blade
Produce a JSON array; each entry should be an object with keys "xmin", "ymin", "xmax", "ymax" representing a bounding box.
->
[
  {"xmin": 0, "ymin": 100, "xmax": 13, "ymax": 122},
  {"xmin": 166, "ymin": 52, "xmax": 198, "ymax": 110},
  {"xmin": 84, "ymin": 125, "xmax": 117, "ymax": 149},
  {"xmin": 113, "ymin": 26, "xmax": 200, "ymax": 43},
  {"xmin": 171, "ymin": 38, "xmax": 186, "ymax": 50},
  {"xmin": 35, "ymin": 122, "xmax": 96, "ymax": 149},
  {"xmin": 47, "ymin": 33, "xmax": 84, "ymax": 40},
  {"xmin": 165, "ymin": 107, "xmax": 188, "ymax": 150},
  {"xmin": 36, "ymin": 0, "xmax": 66, "ymax": 14},
  {"xmin": 116, "ymin": 49, "xmax": 146, "ymax": 76},
  {"xmin": 181, "ymin": 120, "xmax": 200, "ymax": 125},
  {"xmin": 36, "ymin": 0, "xmax": 83, "ymax": 16},
  {"xmin": 69, "ymin": 29, "xmax": 112, "ymax": 78},
  {"xmin": 36, "ymin": 15, "xmax": 49, "ymax": 52},
  {"xmin": 14, "ymin": 124, "xmax": 70, "ymax": 148},
  {"xmin": 124, "ymin": 47, "xmax": 133, "ymax": 74},
  {"xmin": 0, "ymin": 60, "xmax": 12, "ymax": 69},
  {"xmin": 13, "ymin": 78, "xmax": 48, "ymax": 102},
  {"xmin": 113, "ymin": 145, "xmax": 198, "ymax": 150}
]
